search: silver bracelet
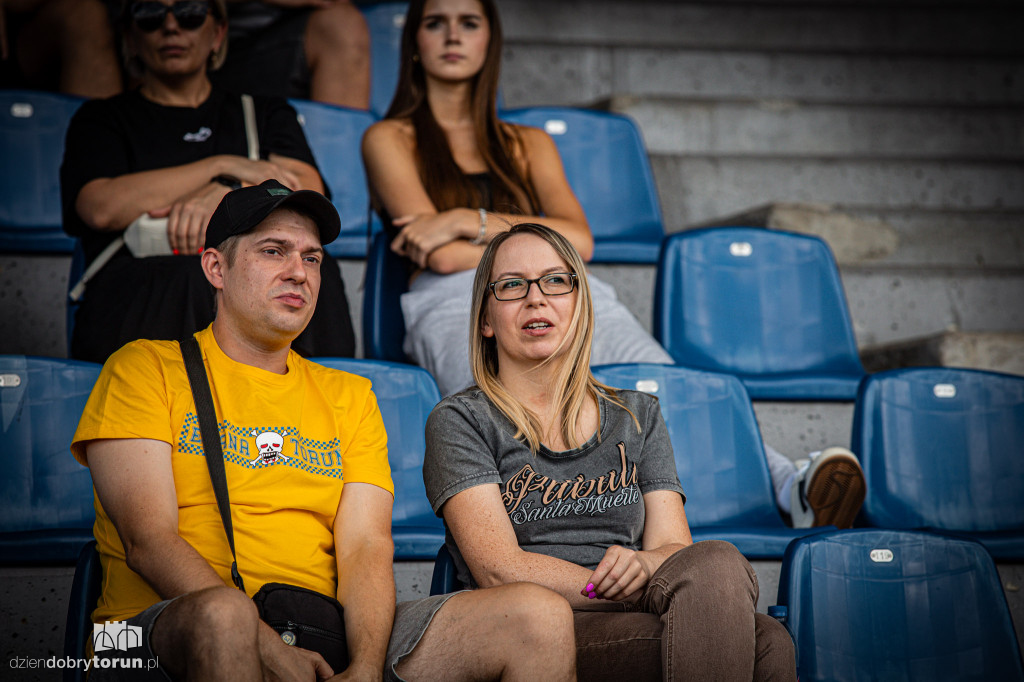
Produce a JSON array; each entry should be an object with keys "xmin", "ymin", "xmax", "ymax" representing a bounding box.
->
[{"xmin": 470, "ymin": 208, "xmax": 487, "ymax": 245}]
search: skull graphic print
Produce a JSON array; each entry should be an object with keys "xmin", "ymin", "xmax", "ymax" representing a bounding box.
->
[{"xmin": 252, "ymin": 430, "xmax": 289, "ymax": 465}]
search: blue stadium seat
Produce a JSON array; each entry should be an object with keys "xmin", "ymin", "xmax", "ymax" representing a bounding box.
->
[
  {"xmin": 501, "ymin": 107, "xmax": 665, "ymax": 263},
  {"xmin": 362, "ymin": 231, "xmax": 409, "ymax": 361},
  {"xmin": 289, "ymin": 99, "xmax": 380, "ymax": 257},
  {"xmin": 0, "ymin": 356, "xmax": 101, "ymax": 564},
  {"xmin": 592, "ymin": 363, "xmax": 827, "ymax": 559},
  {"xmin": 654, "ymin": 227, "xmax": 865, "ymax": 400},
  {"xmin": 63, "ymin": 541, "xmax": 100, "ymax": 682},
  {"xmin": 775, "ymin": 529, "xmax": 1024, "ymax": 681},
  {"xmin": 853, "ymin": 367, "xmax": 1024, "ymax": 560},
  {"xmin": 362, "ymin": 1, "xmax": 408, "ymax": 117},
  {"xmin": 311, "ymin": 358, "xmax": 443, "ymax": 559},
  {"xmin": 429, "ymin": 544, "xmax": 459, "ymax": 595},
  {"xmin": 0, "ymin": 90, "xmax": 83, "ymax": 253}
]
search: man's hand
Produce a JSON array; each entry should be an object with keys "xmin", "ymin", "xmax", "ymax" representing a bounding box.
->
[
  {"xmin": 582, "ymin": 545, "xmax": 656, "ymax": 602},
  {"xmin": 222, "ymin": 156, "xmax": 302, "ymax": 190},
  {"xmin": 259, "ymin": 622, "xmax": 335, "ymax": 682},
  {"xmin": 327, "ymin": 660, "xmax": 383, "ymax": 681}
]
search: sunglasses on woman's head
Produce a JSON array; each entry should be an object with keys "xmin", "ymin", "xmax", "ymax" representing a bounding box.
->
[{"xmin": 130, "ymin": 1, "xmax": 211, "ymax": 32}]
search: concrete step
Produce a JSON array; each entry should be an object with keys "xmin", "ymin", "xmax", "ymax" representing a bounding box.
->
[
  {"xmin": 0, "ymin": 254, "xmax": 68, "ymax": 359},
  {"xmin": 501, "ymin": 0, "xmax": 1024, "ymax": 57},
  {"xmin": 686, "ymin": 203, "xmax": 1024, "ymax": 269},
  {"xmin": 862, "ymin": 330, "xmax": 1024, "ymax": 376},
  {"xmin": 649, "ymin": 155, "xmax": 1024, "ymax": 228},
  {"xmin": 842, "ymin": 265, "xmax": 1024, "ymax": 346},
  {"xmin": 752, "ymin": 401, "xmax": 855, "ymax": 459},
  {"xmin": 604, "ymin": 96, "xmax": 1024, "ymax": 160},
  {"xmin": 501, "ymin": 46, "xmax": 1024, "ymax": 108},
  {"xmin": 843, "ymin": 209, "xmax": 1024, "ymax": 269}
]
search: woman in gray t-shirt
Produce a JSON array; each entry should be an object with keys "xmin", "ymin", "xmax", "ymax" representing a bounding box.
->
[{"xmin": 423, "ymin": 223, "xmax": 796, "ymax": 681}]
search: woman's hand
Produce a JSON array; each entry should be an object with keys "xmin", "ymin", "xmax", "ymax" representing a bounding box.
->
[
  {"xmin": 149, "ymin": 181, "xmax": 230, "ymax": 255},
  {"xmin": 219, "ymin": 156, "xmax": 302, "ymax": 190},
  {"xmin": 582, "ymin": 545, "xmax": 658, "ymax": 602},
  {"xmin": 390, "ymin": 208, "xmax": 476, "ymax": 268}
]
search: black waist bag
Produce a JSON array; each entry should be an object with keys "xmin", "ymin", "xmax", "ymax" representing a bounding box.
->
[
  {"xmin": 252, "ymin": 582, "xmax": 349, "ymax": 672},
  {"xmin": 180, "ymin": 337, "xmax": 350, "ymax": 673}
]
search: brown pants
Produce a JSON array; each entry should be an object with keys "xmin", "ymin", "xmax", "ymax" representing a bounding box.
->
[{"xmin": 573, "ymin": 541, "xmax": 796, "ymax": 681}]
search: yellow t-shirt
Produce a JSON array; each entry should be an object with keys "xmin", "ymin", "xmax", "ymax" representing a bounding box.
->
[{"xmin": 71, "ymin": 326, "xmax": 393, "ymax": 623}]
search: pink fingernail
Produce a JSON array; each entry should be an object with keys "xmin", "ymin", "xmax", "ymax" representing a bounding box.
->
[
  {"xmin": 586, "ymin": 583, "xmax": 594, "ymax": 592},
  {"xmin": 588, "ymin": 592, "xmax": 596, "ymax": 599},
  {"xmin": 172, "ymin": 248, "xmax": 179, "ymax": 256}
]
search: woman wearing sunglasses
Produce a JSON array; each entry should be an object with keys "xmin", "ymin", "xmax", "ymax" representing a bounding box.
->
[
  {"xmin": 362, "ymin": 0, "xmax": 673, "ymax": 398},
  {"xmin": 424, "ymin": 223, "xmax": 797, "ymax": 680},
  {"xmin": 60, "ymin": 0, "xmax": 355, "ymax": 363}
]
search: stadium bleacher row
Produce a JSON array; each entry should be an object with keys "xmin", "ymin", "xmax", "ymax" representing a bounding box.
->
[
  {"xmin": 3, "ymin": 0, "xmax": 1023, "ymax": 679},
  {"xmin": 4, "ymin": 355, "xmax": 1023, "ymax": 679}
]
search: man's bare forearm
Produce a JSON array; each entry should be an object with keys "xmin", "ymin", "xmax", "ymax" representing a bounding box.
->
[{"xmin": 336, "ymin": 536, "xmax": 395, "ymax": 679}]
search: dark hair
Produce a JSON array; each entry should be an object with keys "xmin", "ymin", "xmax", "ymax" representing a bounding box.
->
[{"xmin": 384, "ymin": 0, "xmax": 539, "ymax": 215}]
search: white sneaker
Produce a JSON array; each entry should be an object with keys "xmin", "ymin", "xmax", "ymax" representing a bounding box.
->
[{"xmin": 789, "ymin": 447, "xmax": 866, "ymax": 529}]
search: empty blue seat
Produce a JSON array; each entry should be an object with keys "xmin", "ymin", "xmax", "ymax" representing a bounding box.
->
[
  {"xmin": 853, "ymin": 367, "xmax": 1024, "ymax": 560},
  {"xmin": 775, "ymin": 529, "xmax": 1024, "ymax": 681},
  {"xmin": 592, "ymin": 363, "xmax": 826, "ymax": 559},
  {"xmin": 0, "ymin": 356, "xmax": 101, "ymax": 564},
  {"xmin": 362, "ymin": 230, "xmax": 410, "ymax": 362},
  {"xmin": 311, "ymin": 358, "xmax": 443, "ymax": 559},
  {"xmin": 501, "ymin": 107, "xmax": 665, "ymax": 263},
  {"xmin": 0, "ymin": 90, "xmax": 83, "ymax": 253},
  {"xmin": 362, "ymin": 1, "xmax": 408, "ymax": 117},
  {"xmin": 289, "ymin": 99, "xmax": 380, "ymax": 257},
  {"xmin": 654, "ymin": 227, "xmax": 865, "ymax": 400}
]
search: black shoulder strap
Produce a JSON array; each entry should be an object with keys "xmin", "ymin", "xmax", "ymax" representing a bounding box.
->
[{"xmin": 180, "ymin": 336, "xmax": 246, "ymax": 592}]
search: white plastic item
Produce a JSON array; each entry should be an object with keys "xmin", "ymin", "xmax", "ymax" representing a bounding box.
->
[{"xmin": 123, "ymin": 213, "xmax": 172, "ymax": 257}]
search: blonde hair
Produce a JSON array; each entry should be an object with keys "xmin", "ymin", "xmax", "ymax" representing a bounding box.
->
[
  {"xmin": 121, "ymin": 0, "xmax": 229, "ymax": 79},
  {"xmin": 469, "ymin": 223, "xmax": 638, "ymax": 453}
]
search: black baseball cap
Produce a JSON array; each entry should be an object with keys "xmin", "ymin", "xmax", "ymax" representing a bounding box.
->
[{"xmin": 204, "ymin": 179, "xmax": 340, "ymax": 250}]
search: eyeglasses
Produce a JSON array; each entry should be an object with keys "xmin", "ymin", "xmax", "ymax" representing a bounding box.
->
[
  {"xmin": 131, "ymin": 1, "xmax": 211, "ymax": 33},
  {"xmin": 488, "ymin": 272, "xmax": 577, "ymax": 301}
]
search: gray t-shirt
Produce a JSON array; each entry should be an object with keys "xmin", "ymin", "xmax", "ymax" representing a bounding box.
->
[{"xmin": 424, "ymin": 387, "xmax": 685, "ymax": 588}]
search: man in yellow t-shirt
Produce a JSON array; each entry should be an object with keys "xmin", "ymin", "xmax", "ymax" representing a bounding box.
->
[{"xmin": 72, "ymin": 180, "xmax": 576, "ymax": 681}]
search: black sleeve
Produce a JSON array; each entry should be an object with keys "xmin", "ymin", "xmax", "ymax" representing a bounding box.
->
[
  {"xmin": 60, "ymin": 98, "xmax": 134, "ymax": 237},
  {"xmin": 254, "ymin": 96, "xmax": 328, "ymax": 198}
]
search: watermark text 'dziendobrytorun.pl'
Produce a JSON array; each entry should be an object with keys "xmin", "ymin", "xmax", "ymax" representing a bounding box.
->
[{"xmin": 9, "ymin": 655, "xmax": 159, "ymax": 671}]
